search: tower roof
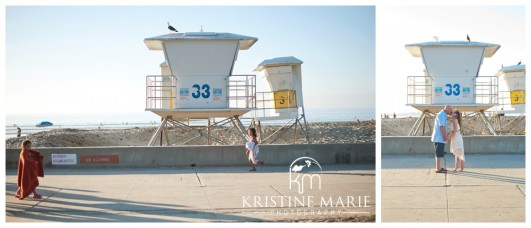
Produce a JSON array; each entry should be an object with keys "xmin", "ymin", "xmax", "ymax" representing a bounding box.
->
[
  {"xmin": 253, "ymin": 56, "xmax": 303, "ymax": 71},
  {"xmin": 405, "ymin": 41, "xmax": 501, "ymax": 57},
  {"xmin": 144, "ymin": 32, "xmax": 258, "ymax": 50},
  {"xmin": 496, "ymin": 64, "xmax": 525, "ymax": 76}
]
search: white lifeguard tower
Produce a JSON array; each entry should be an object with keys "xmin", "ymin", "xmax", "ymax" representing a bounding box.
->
[
  {"xmin": 144, "ymin": 32, "xmax": 258, "ymax": 146},
  {"xmin": 496, "ymin": 64, "xmax": 525, "ymax": 113},
  {"xmin": 252, "ymin": 56, "xmax": 310, "ymax": 144},
  {"xmin": 493, "ymin": 64, "xmax": 525, "ymax": 134},
  {"xmin": 405, "ymin": 40, "xmax": 500, "ymax": 135}
]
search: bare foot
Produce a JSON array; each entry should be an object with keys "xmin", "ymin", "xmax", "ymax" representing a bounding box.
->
[
  {"xmin": 32, "ymin": 193, "xmax": 42, "ymax": 199},
  {"xmin": 16, "ymin": 193, "xmax": 24, "ymax": 200}
]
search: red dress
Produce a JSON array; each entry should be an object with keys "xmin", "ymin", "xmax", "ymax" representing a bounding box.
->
[{"xmin": 17, "ymin": 149, "xmax": 44, "ymax": 199}]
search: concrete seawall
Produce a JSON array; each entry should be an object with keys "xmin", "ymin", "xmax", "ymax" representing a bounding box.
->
[
  {"xmin": 6, "ymin": 143, "xmax": 374, "ymax": 169},
  {"xmin": 382, "ymin": 136, "xmax": 525, "ymax": 155}
]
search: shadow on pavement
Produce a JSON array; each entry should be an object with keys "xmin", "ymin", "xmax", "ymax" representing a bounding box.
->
[
  {"xmin": 449, "ymin": 171, "xmax": 525, "ymax": 185},
  {"xmin": 6, "ymin": 183, "xmax": 261, "ymax": 222}
]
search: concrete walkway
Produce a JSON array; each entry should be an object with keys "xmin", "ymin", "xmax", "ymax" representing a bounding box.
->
[
  {"xmin": 382, "ymin": 154, "xmax": 525, "ymax": 222},
  {"xmin": 6, "ymin": 164, "xmax": 375, "ymax": 222}
]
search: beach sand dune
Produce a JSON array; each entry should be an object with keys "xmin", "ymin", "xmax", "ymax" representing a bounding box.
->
[
  {"xmin": 382, "ymin": 115, "xmax": 524, "ymax": 136},
  {"xmin": 6, "ymin": 121, "xmax": 375, "ymax": 148}
]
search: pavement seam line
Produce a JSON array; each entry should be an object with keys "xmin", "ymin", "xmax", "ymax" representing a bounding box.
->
[
  {"xmin": 192, "ymin": 167, "xmax": 212, "ymax": 209},
  {"xmin": 269, "ymin": 185, "xmax": 285, "ymax": 196},
  {"xmin": 269, "ymin": 185, "xmax": 297, "ymax": 206},
  {"xmin": 192, "ymin": 167, "xmax": 205, "ymax": 187},
  {"xmin": 443, "ymin": 164, "xmax": 450, "ymax": 223},
  {"xmin": 515, "ymin": 185, "xmax": 526, "ymax": 196},
  {"xmin": 29, "ymin": 187, "xmax": 63, "ymax": 211},
  {"xmin": 202, "ymin": 187, "xmax": 213, "ymax": 209},
  {"xmin": 445, "ymin": 184, "xmax": 450, "ymax": 223}
]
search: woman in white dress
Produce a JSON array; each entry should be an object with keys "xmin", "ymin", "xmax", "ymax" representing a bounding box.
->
[
  {"xmin": 245, "ymin": 128, "xmax": 263, "ymax": 171},
  {"xmin": 448, "ymin": 109, "xmax": 465, "ymax": 172}
]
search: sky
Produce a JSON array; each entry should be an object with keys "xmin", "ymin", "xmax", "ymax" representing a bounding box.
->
[
  {"xmin": 377, "ymin": 5, "xmax": 526, "ymax": 115},
  {"xmin": 5, "ymin": 6, "xmax": 375, "ymax": 115}
]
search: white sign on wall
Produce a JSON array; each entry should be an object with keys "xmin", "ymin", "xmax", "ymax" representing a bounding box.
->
[
  {"xmin": 432, "ymin": 76, "xmax": 474, "ymax": 104},
  {"xmin": 176, "ymin": 75, "xmax": 227, "ymax": 108},
  {"xmin": 52, "ymin": 154, "xmax": 77, "ymax": 165}
]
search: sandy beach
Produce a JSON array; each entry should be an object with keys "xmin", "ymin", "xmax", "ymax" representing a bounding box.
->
[
  {"xmin": 382, "ymin": 115, "xmax": 525, "ymax": 136},
  {"xmin": 5, "ymin": 121, "xmax": 375, "ymax": 148}
]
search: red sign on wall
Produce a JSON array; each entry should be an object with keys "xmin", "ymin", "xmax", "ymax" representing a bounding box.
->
[{"xmin": 80, "ymin": 155, "xmax": 119, "ymax": 164}]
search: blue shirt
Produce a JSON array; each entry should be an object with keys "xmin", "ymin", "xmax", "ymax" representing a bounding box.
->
[{"xmin": 431, "ymin": 110, "xmax": 447, "ymax": 143}]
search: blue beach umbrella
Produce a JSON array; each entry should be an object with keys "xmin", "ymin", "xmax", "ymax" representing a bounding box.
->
[{"xmin": 36, "ymin": 121, "xmax": 53, "ymax": 127}]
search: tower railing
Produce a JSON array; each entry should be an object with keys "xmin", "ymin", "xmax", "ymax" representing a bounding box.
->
[
  {"xmin": 407, "ymin": 76, "xmax": 432, "ymax": 105},
  {"xmin": 497, "ymin": 91, "xmax": 514, "ymax": 112},
  {"xmin": 406, "ymin": 76, "xmax": 498, "ymax": 105},
  {"xmin": 496, "ymin": 90, "xmax": 526, "ymax": 112},
  {"xmin": 475, "ymin": 76, "xmax": 498, "ymax": 105},
  {"xmin": 146, "ymin": 75, "xmax": 256, "ymax": 110},
  {"xmin": 146, "ymin": 75, "xmax": 177, "ymax": 110},
  {"xmin": 254, "ymin": 91, "xmax": 298, "ymax": 119},
  {"xmin": 227, "ymin": 74, "xmax": 256, "ymax": 109}
]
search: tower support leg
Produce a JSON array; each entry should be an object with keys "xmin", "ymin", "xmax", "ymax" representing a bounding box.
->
[
  {"xmin": 294, "ymin": 117, "xmax": 298, "ymax": 144},
  {"xmin": 408, "ymin": 111, "xmax": 426, "ymax": 136},
  {"xmin": 478, "ymin": 111, "xmax": 498, "ymax": 135},
  {"xmin": 231, "ymin": 116, "xmax": 248, "ymax": 143},
  {"xmin": 301, "ymin": 107, "xmax": 311, "ymax": 144},
  {"xmin": 207, "ymin": 119, "xmax": 211, "ymax": 145},
  {"xmin": 148, "ymin": 117, "xmax": 169, "ymax": 146},
  {"xmin": 257, "ymin": 121, "xmax": 263, "ymax": 143}
]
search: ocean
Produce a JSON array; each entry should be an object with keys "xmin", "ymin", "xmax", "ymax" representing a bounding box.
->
[{"xmin": 5, "ymin": 108, "xmax": 374, "ymax": 139}]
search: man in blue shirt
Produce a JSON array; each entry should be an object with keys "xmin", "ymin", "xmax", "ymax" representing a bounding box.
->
[{"xmin": 431, "ymin": 105, "xmax": 453, "ymax": 173}]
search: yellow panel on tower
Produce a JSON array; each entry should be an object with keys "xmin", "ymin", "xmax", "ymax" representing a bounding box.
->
[
  {"xmin": 510, "ymin": 90, "xmax": 525, "ymax": 105},
  {"xmin": 274, "ymin": 90, "xmax": 296, "ymax": 109}
]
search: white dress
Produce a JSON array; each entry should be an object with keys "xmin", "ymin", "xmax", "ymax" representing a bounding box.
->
[
  {"xmin": 245, "ymin": 139, "xmax": 260, "ymax": 164},
  {"xmin": 450, "ymin": 121, "xmax": 465, "ymax": 161}
]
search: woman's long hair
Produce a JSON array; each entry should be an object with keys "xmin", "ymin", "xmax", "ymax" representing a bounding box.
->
[
  {"xmin": 453, "ymin": 110, "xmax": 462, "ymax": 127},
  {"xmin": 249, "ymin": 128, "xmax": 258, "ymax": 144}
]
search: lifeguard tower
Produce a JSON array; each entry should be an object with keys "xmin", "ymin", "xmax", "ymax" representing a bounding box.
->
[
  {"xmin": 252, "ymin": 56, "xmax": 310, "ymax": 144},
  {"xmin": 405, "ymin": 40, "xmax": 500, "ymax": 136},
  {"xmin": 496, "ymin": 64, "xmax": 525, "ymax": 113},
  {"xmin": 144, "ymin": 32, "xmax": 258, "ymax": 146},
  {"xmin": 493, "ymin": 64, "xmax": 525, "ymax": 134}
]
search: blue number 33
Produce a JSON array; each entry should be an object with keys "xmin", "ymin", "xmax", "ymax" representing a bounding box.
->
[
  {"xmin": 192, "ymin": 84, "xmax": 211, "ymax": 99},
  {"xmin": 444, "ymin": 83, "xmax": 461, "ymax": 96}
]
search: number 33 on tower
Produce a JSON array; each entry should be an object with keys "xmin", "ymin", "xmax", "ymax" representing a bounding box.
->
[{"xmin": 444, "ymin": 83, "xmax": 461, "ymax": 96}]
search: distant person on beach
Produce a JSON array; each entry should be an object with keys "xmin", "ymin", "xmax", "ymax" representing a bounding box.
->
[
  {"xmin": 448, "ymin": 109, "xmax": 465, "ymax": 172},
  {"xmin": 245, "ymin": 128, "xmax": 263, "ymax": 171},
  {"xmin": 17, "ymin": 127, "xmax": 21, "ymax": 137},
  {"xmin": 15, "ymin": 140, "xmax": 44, "ymax": 200},
  {"xmin": 431, "ymin": 105, "xmax": 453, "ymax": 173}
]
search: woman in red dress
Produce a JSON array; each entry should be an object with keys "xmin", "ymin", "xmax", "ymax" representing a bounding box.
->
[{"xmin": 15, "ymin": 140, "xmax": 44, "ymax": 200}]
